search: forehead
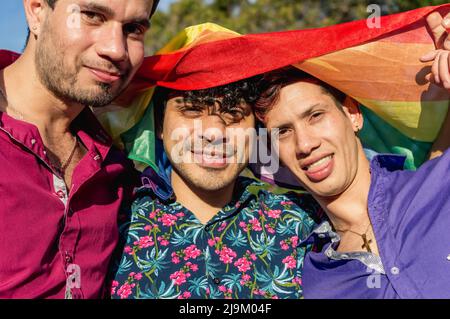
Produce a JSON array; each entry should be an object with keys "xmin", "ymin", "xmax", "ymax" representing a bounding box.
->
[
  {"xmin": 56, "ymin": 0, "xmax": 154, "ymax": 19},
  {"xmin": 265, "ymin": 81, "xmax": 336, "ymax": 127}
]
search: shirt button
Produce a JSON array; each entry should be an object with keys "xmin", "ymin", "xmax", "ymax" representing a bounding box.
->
[
  {"xmin": 447, "ymin": 254, "xmax": 450, "ymax": 261},
  {"xmin": 93, "ymin": 155, "xmax": 101, "ymax": 161},
  {"xmin": 65, "ymin": 252, "xmax": 72, "ymax": 263},
  {"xmin": 56, "ymin": 190, "xmax": 65, "ymax": 199},
  {"xmin": 318, "ymin": 234, "xmax": 326, "ymax": 239},
  {"xmin": 213, "ymin": 278, "xmax": 221, "ymax": 285},
  {"xmin": 390, "ymin": 267, "xmax": 400, "ymax": 275},
  {"xmin": 31, "ymin": 139, "xmax": 36, "ymax": 145}
]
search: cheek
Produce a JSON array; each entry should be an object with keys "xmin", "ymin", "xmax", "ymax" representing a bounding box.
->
[
  {"xmin": 127, "ymin": 41, "xmax": 145, "ymax": 69},
  {"xmin": 278, "ymin": 141, "xmax": 296, "ymax": 167}
]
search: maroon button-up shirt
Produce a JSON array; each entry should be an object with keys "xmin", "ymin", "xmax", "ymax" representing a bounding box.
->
[{"xmin": 0, "ymin": 50, "xmax": 139, "ymax": 299}]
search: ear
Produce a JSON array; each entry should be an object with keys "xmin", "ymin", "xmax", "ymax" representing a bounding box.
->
[
  {"xmin": 342, "ymin": 96, "xmax": 364, "ymax": 133},
  {"xmin": 23, "ymin": 0, "xmax": 48, "ymax": 38}
]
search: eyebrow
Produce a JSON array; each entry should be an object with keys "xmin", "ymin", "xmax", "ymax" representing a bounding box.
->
[
  {"xmin": 82, "ymin": 2, "xmax": 115, "ymax": 17},
  {"xmin": 81, "ymin": 2, "xmax": 151, "ymax": 28}
]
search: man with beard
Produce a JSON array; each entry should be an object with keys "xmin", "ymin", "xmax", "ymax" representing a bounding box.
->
[
  {"xmin": 0, "ymin": 0, "xmax": 159, "ymax": 298},
  {"xmin": 110, "ymin": 82, "xmax": 321, "ymax": 299}
]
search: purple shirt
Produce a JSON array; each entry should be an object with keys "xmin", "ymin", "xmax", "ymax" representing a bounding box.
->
[
  {"xmin": 301, "ymin": 149, "xmax": 450, "ymax": 299},
  {"xmin": 0, "ymin": 51, "xmax": 139, "ymax": 299}
]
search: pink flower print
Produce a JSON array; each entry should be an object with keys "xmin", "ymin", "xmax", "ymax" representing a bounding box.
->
[
  {"xmin": 267, "ymin": 209, "xmax": 281, "ymax": 219},
  {"xmin": 144, "ymin": 225, "xmax": 153, "ymax": 232},
  {"xmin": 265, "ymin": 224, "xmax": 276, "ymax": 234},
  {"xmin": 281, "ymin": 201, "xmax": 294, "ymax": 206},
  {"xmin": 117, "ymin": 282, "xmax": 133, "ymax": 299},
  {"xmin": 176, "ymin": 212, "xmax": 185, "ymax": 218},
  {"xmin": 110, "ymin": 281, "xmax": 119, "ymax": 295},
  {"xmin": 234, "ymin": 257, "xmax": 252, "ymax": 273},
  {"xmin": 149, "ymin": 211, "xmax": 157, "ymax": 219},
  {"xmin": 160, "ymin": 239, "xmax": 169, "ymax": 246},
  {"xmin": 171, "ymin": 252, "xmax": 181, "ymax": 264},
  {"xmin": 178, "ymin": 291, "xmax": 192, "ymax": 299},
  {"xmin": 124, "ymin": 246, "xmax": 133, "ymax": 255},
  {"xmin": 217, "ymin": 222, "xmax": 228, "ymax": 232},
  {"xmin": 280, "ymin": 240, "xmax": 290, "ymax": 251},
  {"xmin": 249, "ymin": 218, "xmax": 262, "ymax": 231},
  {"xmin": 208, "ymin": 238, "xmax": 216, "ymax": 247},
  {"xmin": 219, "ymin": 286, "xmax": 227, "ymax": 293},
  {"xmin": 160, "ymin": 214, "xmax": 177, "ymax": 227},
  {"xmin": 135, "ymin": 236, "xmax": 154, "ymax": 249},
  {"xmin": 282, "ymin": 255, "xmax": 297, "ymax": 269},
  {"xmin": 216, "ymin": 246, "xmax": 237, "ymax": 264},
  {"xmin": 291, "ymin": 236, "xmax": 299, "ymax": 248},
  {"xmin": 186, "ymin": 262, "xmax": 199, "ymax": 272},
  {"xmin": 239, "ymin": 221, "xmax": 248, "ymax": 231},
  {"xmin": 240, "ymin": 274, "xmax": 251, "ymax": 285},
  {"xmin": 170, "ymin": 270, "xmax": 190, "ymax": 286},
  {"xmin": 134, "ymin": 273, "xmax": 143, "ymax": 281},
  {"xmin": 292, "ymin": 277, "xmax": 302, "ymax": 285},
  {"xmin": 157, "ymin": 236, "xmax": 170, "ymax": 246},
  {"xmin": 184, "ymin": 245, "xmax": 201, "ymax": 260},
  {"xmin": 272, "ymin": 296, "xmax": 279, "ymax": 299}
]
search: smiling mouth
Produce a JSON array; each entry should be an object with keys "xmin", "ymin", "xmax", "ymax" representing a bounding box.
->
[
  {"xmin": 301, "ymin": 154, "xmax": 335, "ymax": 183},
  {"xmin": 86, "ymin": 66, "xmax": 123, "ymax": 83},
  {"xmin": 191, "ymin": 149, "xmax": 235, "ymax": 168}
]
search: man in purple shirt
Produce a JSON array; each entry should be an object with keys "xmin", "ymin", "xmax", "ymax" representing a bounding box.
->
[
  {"xmin": 0, "ymin": 0, "xmax": 159, "ymax": 298},
  {"xmin": 252, "ymin": 15, "xmax": 450, "ymax": 298}
]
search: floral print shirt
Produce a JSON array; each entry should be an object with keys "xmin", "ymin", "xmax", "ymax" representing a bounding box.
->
[{"xmin": 111, "ymin": 176, "xmax": 320, "ymax": 299}]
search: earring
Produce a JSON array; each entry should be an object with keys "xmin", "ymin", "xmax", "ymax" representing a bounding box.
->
[{"xmin": 32, "ymin": 26, "xmax": 37, "ymax": 31}]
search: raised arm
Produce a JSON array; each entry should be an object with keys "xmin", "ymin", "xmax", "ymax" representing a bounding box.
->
[{"xmin": 420, "ymin": 11, "xmax": 450, "ymax": 159}]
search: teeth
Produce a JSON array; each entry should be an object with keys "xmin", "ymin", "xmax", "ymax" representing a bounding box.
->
[{"xmin": 307, "ymin": 155, "xmax": 332, "ymax": 170}]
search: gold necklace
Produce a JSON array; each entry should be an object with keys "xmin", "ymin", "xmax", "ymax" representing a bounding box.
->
[
  {"xmin": 51, "ymin": 136, "xmax": 79, "ymax": 175},
  {"xmin": 0, "ymin": 86, "xmax": 78, "ymax": 174},
  {"xmin": 334, "ymin": 222, "xmax": 373, "ymax": 253}
]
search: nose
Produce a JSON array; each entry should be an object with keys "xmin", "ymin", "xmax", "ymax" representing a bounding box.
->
[
  {"xmin": 294, "ymin": 126, "xmax": 321, "ymax": 157},
  {"xmin": 95, "ymin": 23, "xmax": 128, "ymax": 63},
  {"xmin": 198, "ymin": 116, "xmax": 228, "ymax": 145}
]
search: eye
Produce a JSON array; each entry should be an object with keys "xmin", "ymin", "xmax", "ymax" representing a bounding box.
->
[
  {"xmin": 81, "ymin": 11, "xmax": 105, "ymax": 24},
  {"xmin": 180, "ymin": 107, "xmax": 203, "ymax": 117},
  {"xmin": 276, "ymin": 127, "xmax": 292, "ymax": 138},
  {"xmin": 223, "ymin": 108, "xmax": 245, "ymax": 122},
  {"xmin": 124, "ymin": 23, "xmax": 147, "ymax": 37},
  {"xmin": 310, "ymin": 112, "xmax": 324, "ymax": 122}
]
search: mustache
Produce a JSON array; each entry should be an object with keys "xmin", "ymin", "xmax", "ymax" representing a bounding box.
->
[
  {"xmin": 180, "ymin": 138, "xmax": 237, "ymax": 157},
  {"xmin": 82, "ymin": 59, "xmax": 131, "ymax": 77}
]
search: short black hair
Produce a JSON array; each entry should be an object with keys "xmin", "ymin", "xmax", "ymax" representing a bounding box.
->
[{"xmin": 153, "ymin": 76, "xmax": 262, "ymax": 135}]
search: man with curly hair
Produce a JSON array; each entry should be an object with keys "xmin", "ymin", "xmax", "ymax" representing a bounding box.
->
[{"xmin": 110, "ymin": 79, "xmax": 322, "ymax": 299}]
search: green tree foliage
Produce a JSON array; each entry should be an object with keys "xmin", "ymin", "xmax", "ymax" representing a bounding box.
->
[{"xmin": 145, "ymin": 0, "xmax": 449, "ymax": 54}]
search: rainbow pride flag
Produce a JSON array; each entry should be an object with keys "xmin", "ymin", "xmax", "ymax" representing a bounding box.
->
[{"xmin": 96, "ymin": 4, "xmax": 450, "ymax": 174}]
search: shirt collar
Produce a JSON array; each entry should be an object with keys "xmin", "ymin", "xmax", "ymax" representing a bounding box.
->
[{"xmin": 370, "ymin": 153, "xmax": 406, "ymax": 172}]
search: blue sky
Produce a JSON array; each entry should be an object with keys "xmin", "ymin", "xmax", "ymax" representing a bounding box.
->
[{"xmin": 0, "ymin": 0, "xmax": 176, "ymax": 52}]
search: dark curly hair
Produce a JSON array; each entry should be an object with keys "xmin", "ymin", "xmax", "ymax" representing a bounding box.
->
[{"xmin": 153, "ymin": 75, "xmax": 263, "ymax": 134}]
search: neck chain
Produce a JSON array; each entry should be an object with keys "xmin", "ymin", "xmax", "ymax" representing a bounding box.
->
[
  {"xmin": 334, "ymin": 222, "xmax": 373, "ymax": 253},
  {"xmin": 0, "ymin": 86, "xmax": 78, "ymax": 175}
]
